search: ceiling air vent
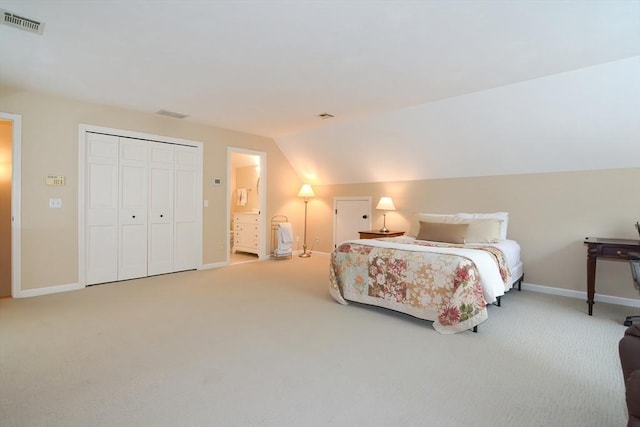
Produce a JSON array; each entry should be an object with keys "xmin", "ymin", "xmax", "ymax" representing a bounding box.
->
[
  {"xmin": 155, "ymin": 109, "xmax": 190, "ymax": 119},
  {"xmin": 1, "ymin": 8, "xmax": 45, "ymax": 35}
]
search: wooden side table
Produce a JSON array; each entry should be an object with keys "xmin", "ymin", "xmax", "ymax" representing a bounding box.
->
[
  {"xmin": 584, "ymin": 237, "xmax": 640, "ymax": 315},
  {"xmin": 359, "ymin": 230, "xmax": 405, "ymax": 239}
]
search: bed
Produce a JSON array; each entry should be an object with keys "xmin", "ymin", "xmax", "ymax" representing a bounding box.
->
[{"xmin": 329, "ymin": 212, "xmax": 524, "ymax": 334}]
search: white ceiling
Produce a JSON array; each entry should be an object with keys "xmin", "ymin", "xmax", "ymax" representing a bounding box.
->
[{"xmin": 1, "ymin": 0, "xmax": 639, "ymax": 139}]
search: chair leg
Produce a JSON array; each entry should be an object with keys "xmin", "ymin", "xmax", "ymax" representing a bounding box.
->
[{"xmin": 624, "ymin": 316, "xmax": 640, "ymax": 327}]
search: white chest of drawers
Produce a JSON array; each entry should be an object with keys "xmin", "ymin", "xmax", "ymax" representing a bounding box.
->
[{"xmin": 233, "ymin": 213, "xmax": 259, "ymax": 255}]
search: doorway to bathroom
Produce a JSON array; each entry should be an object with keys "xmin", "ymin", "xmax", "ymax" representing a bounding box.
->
[
  {"xmin": 0, "ymin": 112, "xmax": 20, "ymax": 298},
  {"xmin": 228, "ymin": 148, "xmax": 266, "ymax": 264}
]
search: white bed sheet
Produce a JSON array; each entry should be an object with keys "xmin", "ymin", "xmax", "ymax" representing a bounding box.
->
[
  {"xmin": 469, "ymin": 239, "xmax": 521, "ymax": 270},
  {"xmin": 470, "ymin": 240, "xmax": 523, "ymax": 287},
  {"xmin": 510, "ymin": 261, "xmax": 523, "ymax": 287}
]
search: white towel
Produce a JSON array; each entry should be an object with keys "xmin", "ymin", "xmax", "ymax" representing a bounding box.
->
[
  {"xmin": 237, "ymin": 188, "xmax": 247, "ymax": 206},
  {"xmin": 278, "ymin": 223, "xmax": 293, "ymax": 243},
  {"xmin": 275, "ymin": 223, "xmax": 293, "ymax": 255}
]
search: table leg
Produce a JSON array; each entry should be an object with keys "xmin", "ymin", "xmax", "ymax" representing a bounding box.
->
[{"xmin": 586, "ymin": 244, "xmax": 597, "ymax": 315}]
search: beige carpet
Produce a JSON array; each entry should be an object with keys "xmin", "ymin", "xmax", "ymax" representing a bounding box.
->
[{"xmin": 0, "ymin": 255, "xmax": 634, "ymax": 427}]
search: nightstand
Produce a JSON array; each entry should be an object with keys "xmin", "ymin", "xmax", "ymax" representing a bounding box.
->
[{"xmin": 359, "ymin": 230, "xmax": 405, "ymax": 239}]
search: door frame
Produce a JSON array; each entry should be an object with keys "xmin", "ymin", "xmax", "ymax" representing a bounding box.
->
[
  {"xmin": 227, "ymin": 147, "xmax": 267, "ymax": 261},
  {"xmin": 78, "ymin": 124, "xmax": 204, "ymax": 287},
  {"xmin": 0, "ymin": 112, "xmax": 21, "ymax": 298},
  {"xmin": 333, "ymin": 196, "xmax": 372, "ymax": 248}
]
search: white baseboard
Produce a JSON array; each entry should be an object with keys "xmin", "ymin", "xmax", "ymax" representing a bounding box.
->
[
  {"xmin": 16, "ymin": 282, "xmax": 84, "ymax": 298},
  {"xmin": 199, "ymin": 261, "xmax": 229, "ymax": 270},
  {"xmin": 521, "ymin": 282, "xmax": 640, "ymax": 308},
  {"xmin": 14, "ymin": 274, "xmax": 638, "ymax": 309}
]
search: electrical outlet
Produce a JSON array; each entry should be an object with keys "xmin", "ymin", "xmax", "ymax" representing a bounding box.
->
[{"xmin": 296, "ymin": 236, "xmax": 300, "ymax": 242}]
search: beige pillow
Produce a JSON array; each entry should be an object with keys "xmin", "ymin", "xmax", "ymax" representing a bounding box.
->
[
  {"xmin": 463, "ymin": 218, "xmax": 502, "ymax": 243},
  {"xmin": 409, "ymin": 213, "xmax": 458, "ymax": 236},
  {"xmin": 457, "ymin": 212, "xmax": 509, "ymax": 240},
  {"xmin": 411, "ymin": 214, "xmax": 502, "ymax": 243},
  {"xmin": 416, "ymin": 221, "xmax": 469, "ymax": 244}
]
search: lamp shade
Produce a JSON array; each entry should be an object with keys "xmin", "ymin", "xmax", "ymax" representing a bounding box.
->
[
  {"xmin": 376, "ymin": 197, "xmax": 396, "ymax": 211},
  {"xmin": 297, "ymin": 184, "xmax": 315, "ymax": 198}
]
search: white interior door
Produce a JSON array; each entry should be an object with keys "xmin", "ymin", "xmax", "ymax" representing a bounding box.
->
[
  {"xmin": 86, "ymin": 133, "xmax": 119, "ymax": 285},
  {"xmin": 174, "ymin": 145, "xmax": 198, "ymax": 271},
  {"xmin": 148, "ymin": 142, "xmax": 175, "ymax": 276},
  {"xmin": 118, "ymin": 138, "xmax": 148, "ymax": 280},
  {"xmin": 334, "ymin": 197, "xmax": 372, "ymax": 248}
]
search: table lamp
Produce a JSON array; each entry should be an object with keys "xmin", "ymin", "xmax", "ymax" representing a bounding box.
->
[{"xmin": 376, "ymin": 197, "xmax": 396, "ymax": 233}]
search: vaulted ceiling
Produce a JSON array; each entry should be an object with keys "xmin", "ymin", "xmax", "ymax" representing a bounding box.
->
[{"xmin": 1, "ymin": 1, "xmax": 639, "ymax": 184}]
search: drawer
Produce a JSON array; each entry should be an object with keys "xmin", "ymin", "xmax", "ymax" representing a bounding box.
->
[
  {"xmin": 234, "ymin": 214, "xmax": 258, "ymax": 223},
  {"xmin": 602, "ymin": 246, "xmax": 632, "ymax": 259}
]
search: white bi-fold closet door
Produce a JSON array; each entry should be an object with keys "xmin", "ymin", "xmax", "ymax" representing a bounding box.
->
[{"xmin": 85, "ymin": 132, "xmax": 198, "ymax": 285}]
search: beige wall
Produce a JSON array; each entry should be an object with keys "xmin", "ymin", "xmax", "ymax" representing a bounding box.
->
[
  {"xmin": 0, "ymin": 85, "xmax": 302, "ymax": 291},
  {"xmin": 310, "ymin": 168, "xmax": 640, "ymax": 300},
  {"xmin": 1, "ymin": 84, "xmax": 638, "ymax": 303},
  {"xmin": 0, "ymin": 119, "xmax": 11, "ymax": 297}
]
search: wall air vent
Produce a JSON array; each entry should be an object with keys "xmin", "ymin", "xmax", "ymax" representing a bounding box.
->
[
  {"xmin": 1, "ymin": 8, "xmax": 45, "ymax": 35},
  {"xmin": 155, "ymin": 109, "xmax": 190, "ymax": 119}
]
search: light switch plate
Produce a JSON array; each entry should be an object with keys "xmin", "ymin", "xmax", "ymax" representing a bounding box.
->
[{"xmin": 49, "ymin": 198, "xmax": 62, "ymax": 208}]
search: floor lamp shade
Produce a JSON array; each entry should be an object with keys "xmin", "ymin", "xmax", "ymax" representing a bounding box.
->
[
  {"xmin": 297, "ymin": 184, "xmax": 315, "ymax": 199},
  {"xmin": 298, "ymin": 184, "xmax": 315, "ymax": 257},
  {"xmin": 376, "ymin": 197, "xmax": 396, "ymax": 233}
]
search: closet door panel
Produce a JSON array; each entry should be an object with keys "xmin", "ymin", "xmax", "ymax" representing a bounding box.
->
[
  {"xmin": 87, "ymin": 226, "xmax": 118, "ymax": 283},
  {"xmin": 86, "ymin": 133, "xmax": 119, "ymax": 285},
  {"xmin": 118, "ymin": 138, "xmax": 148, "ymax": 280},
  {"xmin": 119, "ymin": 224, "xmax": 147, "ymax": 276},
  {"xmin": 148, "ymin": 142, "xmax": 175, "ymax": 276},
  {"xmin": 174, "ymin": 146, "xmax": 198, "ymax": 271}
]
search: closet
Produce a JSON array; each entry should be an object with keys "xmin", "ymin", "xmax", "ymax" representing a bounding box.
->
[{"xmin": 85, "ymin": 132, "xmax": 199, "ymax": 285}]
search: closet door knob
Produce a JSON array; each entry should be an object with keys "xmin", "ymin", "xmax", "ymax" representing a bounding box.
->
[
  {"xmin": 132, "ymin": 215, "xmax": 136, "ymax": 219},
  {"xmin": 160, "ymin": 214, "xmax": 164, "ymax": 218}
]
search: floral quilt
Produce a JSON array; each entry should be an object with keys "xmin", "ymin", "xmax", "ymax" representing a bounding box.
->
[
  {"xmin": 408, "ymin": 239, "xmax": 512, "ymax": 288},
  {"xmin": 329, "ymin": 240, "xmax": 510, "ymax": 334}
]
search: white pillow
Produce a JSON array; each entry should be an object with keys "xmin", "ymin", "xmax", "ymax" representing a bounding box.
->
[{"xmin": 456, "ymin": 212, "xmax": 509, "ymax": 240}]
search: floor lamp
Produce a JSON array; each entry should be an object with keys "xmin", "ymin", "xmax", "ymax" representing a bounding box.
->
[{"xmin": 297, "ymin": 184, "xmax": 315, "ymax": 258}]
